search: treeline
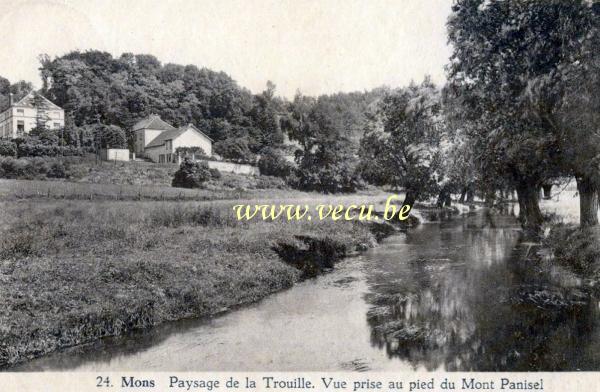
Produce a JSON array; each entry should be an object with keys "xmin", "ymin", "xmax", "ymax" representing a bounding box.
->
[
  {"xmin": 359, "ymin": 0, "xmax": 600, "ymax": 235},
  {"xmin": 1, "ymin": 51, "xmax": 385, "ymax": 192}
]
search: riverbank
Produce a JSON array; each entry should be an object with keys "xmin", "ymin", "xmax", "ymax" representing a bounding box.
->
[
  {"xmin": 534, "ymin": 188, "xmax": 600, "ymax": 291},
  {"xmin": 542, "ymin": 224, "xmax": 600, "ymax": 290},
  {"xmin": 0, "ymin": 193, "xmax": 406, "ymax": 369}
]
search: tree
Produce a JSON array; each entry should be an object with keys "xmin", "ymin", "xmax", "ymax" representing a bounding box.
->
[
  {"xmin": 92, "ymin": 124, "xmax": 127, "ymax": 149},
  {"xmin": 359, "ymin": 79, "xmax": 444, "ymax": 206},
  {"xmin": 545, "ymin": 4, "xmax": 600, "ymax": 226},
  {"xmin": 283, "ymin": 92, "xmax": 361, "ymax": 193},
  {"xmin": 0, "ymin": 140, "xmax": 16, "ymax": 157},
  {"xmin": 257, "ymin": 147, "xmax": 293, "ymax": 178},
  {"xmin": 446, "ymin": 0, "xmax": 591, "ymax": 234},
  {"xmin": 213, "ymin": 137, "xmax": 255, "ymax": 163}
]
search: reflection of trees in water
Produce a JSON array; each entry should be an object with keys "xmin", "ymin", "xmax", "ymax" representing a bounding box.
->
[{"xmin": 365, "ymin": 213, "xmax": 599, "ymax": 371}]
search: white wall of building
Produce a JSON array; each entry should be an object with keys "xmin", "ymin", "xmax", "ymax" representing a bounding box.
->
[
  {"xmin": 143, "ymin": 128, "xmax": 213, "ymax": 163},
  {"xmin": 172, "ymin": 128, "xmax": 212, "ymax": 156},
  {"xmin": 135, "ymin": 129, "xmax": 164, "ymax": 155},
  {"xmin": 0, "ymin": 106, "xmax": 64, "ymax": 138},
  {"xmin": 100, "ymin": 148, "xmax": 130, "ymax": 162}
]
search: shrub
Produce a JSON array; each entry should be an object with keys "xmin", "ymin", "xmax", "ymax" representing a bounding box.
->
[
  {"xmin": 15, "ymin": 141, "xmax": 83, "ymax": 158},
  {"xmin": 0, "ymin": 140, "xmax": 16, "ymax": 157},
  {"xmin": 209, "ymin": 168, "xmax": 222, "ymax": 179},
  {"xmin": 175, "ymin": 147, "xmax": 207, "ymax": 159},
  {"xmin": 258, "ymin": 147, "xmax": 294, "ymax": 178},
  {"xmin": 0, "ymin": 157, "xmax": 71, "ymax": 180},
  {"xmin": 255, "ymin": 175, "xmax": 288, "ymax": 189},
  {"xmin": 90, "ymin": 124, "xmax": 127, "ymax": 149},
  {"xmin": 47, "ymin": 161, "xmax": 69, "ymax": 179},
  {"xmin": 172, "ymin": 158, "xmax": 212, "ymax": 188},
  {"xmin": 213, "ymin": 137, "xmax": 256, "ymax": 163}
]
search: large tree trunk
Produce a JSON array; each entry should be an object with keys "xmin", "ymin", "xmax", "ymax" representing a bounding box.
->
[
  {"xmin": 402, "ymin": 189, "xmax": 417, "ymax": 209},
  {"xmin": 436, "ymin": 188, "xmax": 451, "ymax": 208},
  {"xmin": 484, "ymin": 189, "xmax": 496, "ymax": 206},
  {"xmin": 444, "ymin": 194, "xmax": 452, "ymax": 207},
  {"xmin": 516, "ymin": 182, "xmax": 544, "ymax": 238},
  {"xmin": 459, "ymin": 187, "xmax": 467, "ymax": 203},
  {"xmin": 577, "ymin": 176, "xmax": 599, "ymax": 227},
  {"xmin": 466, "ymin": 188, "xmax": 474, "ymax": 203}
]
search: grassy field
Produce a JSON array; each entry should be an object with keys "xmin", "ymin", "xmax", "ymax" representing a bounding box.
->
[{"xmin": 0, "ymin": 187, "xmax": 391, "ymax": 368}]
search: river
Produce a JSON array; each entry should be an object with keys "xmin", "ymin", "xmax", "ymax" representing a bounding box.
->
[{"xmin": 11, "ymin": 198, "xmax": 600, "ymax": 371}]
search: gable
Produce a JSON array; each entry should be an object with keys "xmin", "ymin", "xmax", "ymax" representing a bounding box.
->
[
  {"xmin": 181, "ymin": 123, "xmax": 213, "ymax": 142},
  {"xmin": 13, "ymin": 91, "xmax": 62, "ymax": 111},
  {"xmin": 132, "ymin": 115, "xmax": 175, "ymax": 132}
]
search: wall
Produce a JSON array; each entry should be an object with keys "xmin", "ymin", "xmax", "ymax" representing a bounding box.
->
[
  {"xmin": 204, "ymin": 160, "xmax": 259, "ymax": 176},
  {"xmin": 100, "ymin": 148, "xmax": 130, "ymax": 162},
  {"xmin": 173, "ymin": 128, "xmax": 212, "ymax": 156},
  {"xmin": 136, "ymin": 129, "xmax": 164, "ymax": 155},
  {"xmin": 144, "ymin": 144, "xmax": 173, "ymax": 163}
]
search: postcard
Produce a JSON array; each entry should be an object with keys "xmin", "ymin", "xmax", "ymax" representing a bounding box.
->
[{"xmin": 0, "ymin": 0, "xmax": 598, "ymax": 391}]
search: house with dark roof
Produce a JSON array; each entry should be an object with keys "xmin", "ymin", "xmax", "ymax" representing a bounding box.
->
[
  {"xmin": 132, "ymin": 114, "xmax": 213, "ymax": 163},
  {"xmin": 0, "ymin": 91, "xmax": 64, "ymax": 139}
]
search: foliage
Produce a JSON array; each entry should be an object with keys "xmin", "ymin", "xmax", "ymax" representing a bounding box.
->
[
  {"xmin": 359, "ymin": 78, "xmax": 444, "ymax": 203},
  {"xmin": 282, "ymin": 93, "xmax": 363, "ymax": 193},
  {"xmin": 0, "ymin": 157, "xmax": 71, "ymax": 180},
  {"xmin": 0, "ymin": 140, "xmax": 16, "ymax": 157},
  {"xmin": 213, "ymin": 137, "xmax": 256, "ymax": 163},
  {"xmin": 14, "ymin": 139, "xmax": 83, "ymax": 158},
  {"xmin": 172, "ymin": 158, "xmax": 212, "ymax": 188},
  {"xmin": 38, "ymin": 52, "xmax": 285, "ymax": 153},
  {"xmin": 0, "ymin": 78, "xmax": 32, "ymax": 109},
  {"xmin": 257, "ymin": 147, "xmax": 293, "ymax": 178},
  {"xmin": 93, "ymin": 124, "xmax": 127, "ymax": 149},
  {"xmin": 175, "ymin": 146, "xmax": 207, "ymax": 158},
  {"xmin": 446, "ymin": 0, "xmax": 593, "ymax": 230},
  {"xmin": 208, "ymin": 168, "xmax": 222, "ymax": 179}
]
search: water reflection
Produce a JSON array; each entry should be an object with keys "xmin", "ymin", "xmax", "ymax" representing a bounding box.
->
[{"xmin": 364, "ymin": 209, "xmax": 600, "ymax": 371}]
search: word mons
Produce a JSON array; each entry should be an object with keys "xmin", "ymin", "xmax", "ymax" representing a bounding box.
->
[{"xmin": 233, "ymin": 194, "xmax": 411, "ymax": 222}]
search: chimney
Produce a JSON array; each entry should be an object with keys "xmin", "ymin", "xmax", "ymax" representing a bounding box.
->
[{"xmin": 8, "ymin": 93, "xmax": 13, "ymax": 106}]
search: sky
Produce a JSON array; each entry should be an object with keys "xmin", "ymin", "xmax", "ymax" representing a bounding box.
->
[{"xmin": 0, "ymin": 0, "xmax": 453, "ymax": 98}]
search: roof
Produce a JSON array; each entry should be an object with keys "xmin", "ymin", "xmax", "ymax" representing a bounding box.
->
[
  {"xmin": 131, "ymin": 114, "xmax": 176, "ymax": 132},
  {"xmin": 145, "ymin": 123, "xmax": 213, "ymax": 149},
  {"xmin": 3, "ymin": 91, "xmax": 63, "ymax": 111}
]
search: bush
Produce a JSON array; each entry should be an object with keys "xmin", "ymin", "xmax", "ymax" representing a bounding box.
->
[
  {"xmin": 16, "ymin": 141, "xmax": 83, "ymax": 158},
  {"xmin": 545, "ymin": 224, "xmax": 600, "ymax": 273},
  {"xmin": 172, "ymin": 158, "xmax": 212, "ymax": 188},
  {"xmin": 175, "ymin": 147, "xmax": 208, "ymax": 159},
  {"xmin": 47, "ymin": 161, "xmax": 69, "ymax": 179},
  {"xmin": 255, "ymin": 175, "xmax": 288, "ymax": 189},
  {"xmin": 209, "ymin": 168, "xmax": 222, "ymax": 179},
  {"xmin": 0, "ymin": 157, "xmax": 71, "ymax": 180},
  {"xmin": 258, "ymin": 147, "xmax": 294, "ymax": 178},
  {"xmin": 0, "ymin": 140, "xmax": 16, "ymax": 157},
  {"xmin": 213, "ymin": 137, "xmax": 256, "ymax": 163}
]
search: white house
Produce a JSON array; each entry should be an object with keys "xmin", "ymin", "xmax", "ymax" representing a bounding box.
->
[
  {"xmin": 0, "ymin": 91, "xmax": 65, "ymax": 139},
  {"xmin": 132, "ymin": 114, "xmax": 213, "ymax": 163}
]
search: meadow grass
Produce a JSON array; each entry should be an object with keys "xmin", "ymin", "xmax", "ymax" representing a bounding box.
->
[{"xmin": 0, "ymin": 194, "xmax": 384, "ymax": 368}]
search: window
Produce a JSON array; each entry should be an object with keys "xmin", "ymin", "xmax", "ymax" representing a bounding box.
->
[
  {"xmin": 166, "ymin": 140, "xmax": 172, "ymax": 151},
  {"xmin": 17, "ymin": 120, "xmax": 24, "ymax": 136},
  {"xmin": 16, "ymin": 109, "xmax": 24, "ymax": 114},
  {"xmin": 159, "ymin": 154, "xmax": 165, "ymax": 163},
  {"xmin": 53, "ymin": 122, "xmax": 60, "ymax": 129}
]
